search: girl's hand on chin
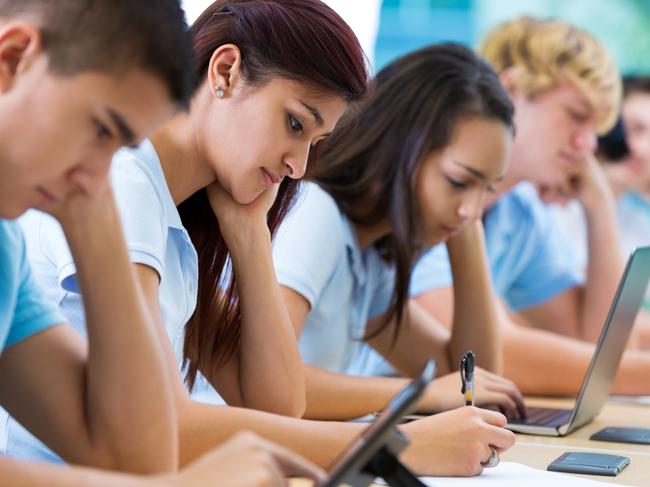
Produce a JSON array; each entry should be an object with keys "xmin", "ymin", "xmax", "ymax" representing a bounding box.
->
[{"xmin": 206, "ymin": 181, "xmax": 280, "ymax": 244}]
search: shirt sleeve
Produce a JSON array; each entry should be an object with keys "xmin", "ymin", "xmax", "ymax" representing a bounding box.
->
[
  {"xmin": 273, "ymin": 184, "xmax": 346, "ymax": 308},
  {"xmin": 505, "ymin": 194, "xmax": 583, "ymax": 311},
  {"xmin": 409, "ymin": 245, "xmax": 453, "ymax": 297},
  {"xmin": 5, "ymin": 227, "xmax": 64, "ymax": 349},
  {"xmin": 41, "ymin": 153, "xmax": 168, "ymax": 294}
]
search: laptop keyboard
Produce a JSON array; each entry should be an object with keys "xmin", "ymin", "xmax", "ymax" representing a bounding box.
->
[{"xmin": 510, "ymin": 407, "xmax": 572, "ymax": 428}]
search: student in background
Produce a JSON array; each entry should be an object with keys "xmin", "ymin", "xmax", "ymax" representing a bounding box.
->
[
  {"xmin": 556, "ymin": 77, "xmax": 650, "ymax": 270},
  {"xmin": 0, "ymin": 1, "xmax": 326, "ymax": 486},
  {"xmin": 413, "ymin": 17, "xmax": 650, "ymax": 396},
  {"xmin": 272, "ymin": 41, "xmax": 519, "ymax": 463},
  {"xmin": 553, "ymin": 76, "xmax": 650, "ymax": 347}
]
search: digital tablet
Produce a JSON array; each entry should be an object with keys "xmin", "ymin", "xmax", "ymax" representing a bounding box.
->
[{"xmin": 319, "ymin": 360, "xmax": 436, "ymax": 487}]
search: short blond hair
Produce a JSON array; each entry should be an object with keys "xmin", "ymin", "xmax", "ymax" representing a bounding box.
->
[{"xmin": 479, "ymin": 16, "xmax": 621, "ymax": 134}]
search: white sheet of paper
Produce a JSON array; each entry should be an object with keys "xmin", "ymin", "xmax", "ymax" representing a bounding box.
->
[
  {"xmin": 376, "ymin": 462, "xmax": 623, "ymax": 486},
  {"xmin": 610, "ymin": 395, "xmax": 650, "ymax": 405}
]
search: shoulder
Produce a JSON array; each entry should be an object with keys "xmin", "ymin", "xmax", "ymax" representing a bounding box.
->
[
  {"xmin": 278, "ymin": 182, "xmax": 348, "ymax": 244},
  {"xmin": 489, "ymin": 182, "xmax": 553, "ymax": 229},
  {"xmin": 0, "ymin": 219, "xmax": 25, "ymax": 271},
  {"xmin": 0, "ymin": 219, "xmax": 23, "ymax": 249},
  {"xmin": 110, "ymin": 141, "xmax": 167, "ymax": 212}
]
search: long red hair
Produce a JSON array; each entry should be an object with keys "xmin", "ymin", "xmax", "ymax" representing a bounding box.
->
[{"xmin": 180, "ymin": 0, "xmax": 368, "ymax": 390}]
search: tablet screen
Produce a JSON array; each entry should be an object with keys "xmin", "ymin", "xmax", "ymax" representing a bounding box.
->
[{"xmin": 320, "ymin": 361, "xmax": 436, "ymax": 487}]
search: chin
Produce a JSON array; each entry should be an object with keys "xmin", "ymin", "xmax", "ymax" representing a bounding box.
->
[
  {"xmin": 0, "ymin": 204, "xmax": 29, "ymax": 220},
  {"xmin": 234, "ymin": 187, "xmax": 262, "ymax": 206},
  {"xmin": 425, "ymin": 234, "xmax": 445, "ymax": 247}
]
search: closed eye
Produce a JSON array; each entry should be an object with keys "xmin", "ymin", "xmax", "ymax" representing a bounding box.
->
[
  {"xmin": 288, "ymin": 114, "xmax": 304, "ymax": 134},
  {"xmin": 447, "ymin": 176, "xmax": 467, "ymax": 189},
  {"xmin": 93, "ymin": 118, "xmax": 112, "ymax": 141},
  {"xmin": 567, "ymin": 108, "xmax": 590, "ymax": 124}
]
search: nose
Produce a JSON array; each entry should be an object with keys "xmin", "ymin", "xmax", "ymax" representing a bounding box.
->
[
  {"xmin": 573, "ymin": 127, "xmax": 598, "ymax": 154},
  {"xmin": 283, "ymin": 143, "xmax": 310, "ymax": 180},
  {"xmin": 68, "ymin": 150, "xmax": 114, "ymax": 196},
  {"xmin": 457, "ymin": 189, "xmax": 484, "ymax": 222}
]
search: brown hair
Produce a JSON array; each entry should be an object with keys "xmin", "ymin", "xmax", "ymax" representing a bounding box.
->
[
  {"xmin": 179, "ymin": 0, "xmax": 367, "ymax": 390},
  {"xmin": 311, "ymin": 43, "xmax": 514, "ymax": 341},
  {"xmin": 0, "ymin": 0, "xmax": 193, "ymax": 108}
]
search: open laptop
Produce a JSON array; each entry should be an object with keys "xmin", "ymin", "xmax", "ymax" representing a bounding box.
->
[{"xmin": 507, "ymin": 246, "xmax": 650, "ymax": 436}]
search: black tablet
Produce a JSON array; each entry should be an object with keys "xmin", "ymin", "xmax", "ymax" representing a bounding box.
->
[{"xmin": 319, "ymin": 360, "xmax": 436, "ymax": 487}]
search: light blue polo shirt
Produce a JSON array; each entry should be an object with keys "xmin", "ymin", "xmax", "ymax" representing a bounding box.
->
[
  {"xmin": 552, "ymin": 190, "xmax": 650, "ymax": 307},
  {"xmin": 0, "ymin": 220, "xmax": 64, "ymax": 351},
  {"xmin": 3, "ymin": 140, "xmax": 202, "ymax": 462},
  {"xmin": 273, "ymin": 182, "xmax": 396, "ymax": 376},
  {"xmin": 411, "ymin": 182, "xmax": 584, "ymax": 310},
  {"xmin": 0, "ymin": 220, "xmax": 65, "ymax": 455}
]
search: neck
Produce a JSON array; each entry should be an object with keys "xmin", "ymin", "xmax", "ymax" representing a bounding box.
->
[
  {"xmin": 149, "ymin": 112, "xmax": 216, "ymax": 206},
  {"xmin": 354, "ymin": 219, "xmax": 392, "ymax": 250}
]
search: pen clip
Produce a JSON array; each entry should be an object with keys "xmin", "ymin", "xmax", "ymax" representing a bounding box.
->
[{"xmin": 460, "ymin": 355, "xmax": 467, "ymax": 394}]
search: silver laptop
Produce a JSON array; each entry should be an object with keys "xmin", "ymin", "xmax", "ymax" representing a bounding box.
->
[{"xmin": 507, "ymin": 246, "xmax": 650, "ymax": 436}]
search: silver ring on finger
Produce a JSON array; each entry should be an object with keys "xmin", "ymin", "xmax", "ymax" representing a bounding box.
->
[{"xmin": 480, "ymin": 446, "xmax": 499, "ymax": 468}]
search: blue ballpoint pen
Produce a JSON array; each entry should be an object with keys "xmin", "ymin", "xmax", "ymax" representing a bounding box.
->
[{"xmin": 460, "ymin": 351, "xmax": 475, "ymax": 406}]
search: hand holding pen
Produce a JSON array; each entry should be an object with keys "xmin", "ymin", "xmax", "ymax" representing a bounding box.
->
[
  {"xmin": 460, "ymin": 351, "xmax": 475, "ymax": 406},
  {"xmin": 460, "ymin": 351, "xmax": 500, "ymax": 468}
]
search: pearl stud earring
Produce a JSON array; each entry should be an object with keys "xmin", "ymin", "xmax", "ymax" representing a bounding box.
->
[{"xmin": 215, "ymin": 87, "xmax": 225, "ymax": 98}]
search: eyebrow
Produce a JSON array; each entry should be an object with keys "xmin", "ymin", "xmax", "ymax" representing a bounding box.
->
[
  {"xmin": 298, "ymin": 100, "xmax": 324, "ymax": 127},
  {"xmin": 106, "ymin": 108, "xmax": 137, "ymax": 148},
  {"xmin": 453, "ymin": 160, "xmax": 506, "ymax": 183}
]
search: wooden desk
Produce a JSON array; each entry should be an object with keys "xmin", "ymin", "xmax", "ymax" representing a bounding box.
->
[
  {"xmin": 291, "ymin": 398, "xmax": 650, "ymax": 486},
  {"xmin": 505, "ymin": 397, "xmax": 650, "ymax": 485}
]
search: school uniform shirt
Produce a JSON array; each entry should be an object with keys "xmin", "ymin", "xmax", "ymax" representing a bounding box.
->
[
  {"xmin": 552, "ymin": 190, "xmax": 650, "ymax": 306},
  {"xmin": 272, "ymin": 182, "xmax": 396, "ymax": 376},
  {"xmin": 2, "ymin": 139, "xmax": 204, "ymax": 463},
  {"xmin": 410, "ymin": 182, "xmax": 584, "ymax": 310},
  {"xmin": 0, "ymin": 220, "xmax": 65, "ymax": 454},
  {"xmin": 0, "ymin": 220, "xmax": 64, "ymax": 351}
]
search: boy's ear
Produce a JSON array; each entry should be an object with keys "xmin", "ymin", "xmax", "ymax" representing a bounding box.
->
[
  {"xmin": 499, "ymin": 66, "xmax": 522, "ymax": 97},
  {"xmin": 0, "ymin": 22, "xmax": 42, "ymax": 93}
]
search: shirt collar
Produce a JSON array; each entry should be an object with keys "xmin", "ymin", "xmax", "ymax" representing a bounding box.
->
[{"xmin": 129, "ymin": 139, "xmax": 185, "ymax": 231}]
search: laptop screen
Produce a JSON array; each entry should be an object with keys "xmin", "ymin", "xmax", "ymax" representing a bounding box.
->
[{"xmin": 567, "ymin": 246, "xmax": 650, "ymax": 433}]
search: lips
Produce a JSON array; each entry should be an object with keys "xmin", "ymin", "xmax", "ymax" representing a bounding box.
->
[
  {"xmin": 37, "ymin": 187, "xmax": 58, "ymax": 204},
  {"xmin": 558, "ymin": 151, "xmax": 582, "ymax": 166},
  {"xmin": 261, "ymin": 167, "xmax": 283, "ymax": 186},
  {"xmin": 440, "ymin": 225, "xmax": 461, "ymax": 237}
]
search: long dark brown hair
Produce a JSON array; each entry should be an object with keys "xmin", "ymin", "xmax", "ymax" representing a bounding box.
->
[
  {"xmin": 310, "ymin": 43, "xmax": 515, "ymax": 342},
  {"xmin": 179, "ymin": 0, "xmax": 367, "ymax": 389}
]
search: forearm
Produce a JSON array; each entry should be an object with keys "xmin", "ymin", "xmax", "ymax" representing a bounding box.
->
[
  {"xmin": 612, "ymin": 350, "xmax": 650, "ymax": 395},
  {"xmin": 227, "ymin": 225, "xmax": 305, "ymax": 416},
  {"xmin": 447, "ymin": 221, "xmax": 501, "ymax": 373},
  {"xmin": 0, "ymin": 457, "xmax": 155, "ymax": 487},
  {"xmin": 503, "ymin": 320, "xmax": 650, "ymax": 396},
  {"xmin": 61, "ymin": 199, "xmax": 176, "ymax": 473},
  {"xmin": 502, "ymin": 323, "xmax": 591, "ymax": 395},
  {"xmin": 581, "ymin": 194, "xmax": 625, "ymax": 342},
  {"xmin": 177, "ymin": 397, "xmax": 364, "ymax": 469},
  {"xmin": 302, "ymin": 365, "xmax": 410, "ymax": 420}
]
